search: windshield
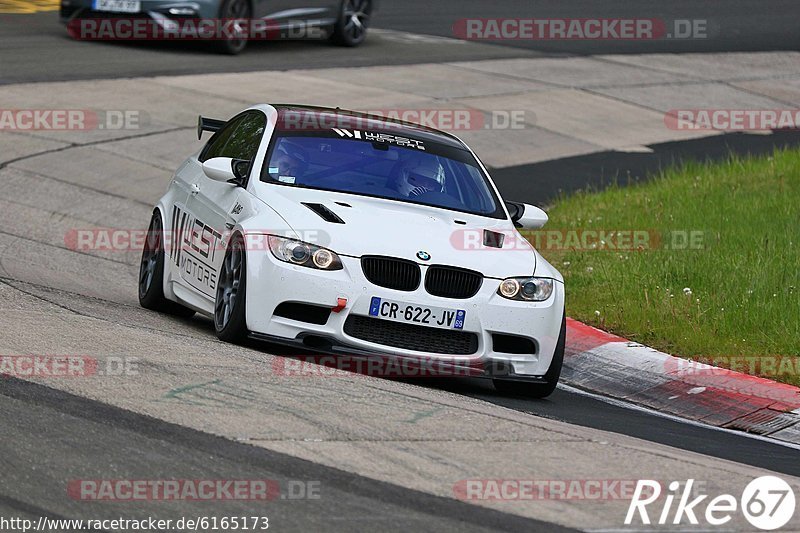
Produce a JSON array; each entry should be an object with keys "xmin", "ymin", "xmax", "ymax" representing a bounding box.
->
[{"xmin": 260, "ymin": 133, "xmax": 504, "ymax": 218}]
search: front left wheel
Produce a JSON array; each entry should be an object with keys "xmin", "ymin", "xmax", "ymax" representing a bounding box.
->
[
  {"xmin": 492, "ymin": 313, "xmax": 566, "ymax": 399},
  {"xmin": 214, "ymin": 234, "xmax": 249, "ymax": 343}
]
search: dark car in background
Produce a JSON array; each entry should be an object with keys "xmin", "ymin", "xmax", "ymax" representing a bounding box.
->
[{"xmin": 60, "ymin": 0, "xmax": 375, "ymax": 53}]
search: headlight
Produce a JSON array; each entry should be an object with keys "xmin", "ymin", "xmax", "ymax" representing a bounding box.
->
[
  {"xmin": 497, "ymin": 277, "xmax": 554, "ymax": 301},
  {"xmin": 268, "ymin": 236, "xmax": 342, "ymax": 270}
]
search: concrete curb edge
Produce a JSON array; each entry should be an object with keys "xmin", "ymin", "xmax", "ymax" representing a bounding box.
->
[{"xmin": 563, "ymin": 318, "xmax": 800, "ymax": 444}]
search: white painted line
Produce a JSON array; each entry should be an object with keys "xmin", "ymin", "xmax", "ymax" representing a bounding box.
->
[
  {"xmin": 372, "ymin": 28, "xmax": 468, "ymax": 45},
  {"xmin": 558, "ymin": 383, "xmax": 800, "ymax": 452}
]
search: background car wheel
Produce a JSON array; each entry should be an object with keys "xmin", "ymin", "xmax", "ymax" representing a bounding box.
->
[
  {"xmin": 215, "ymin": 0, "xmax": 251, "ymax": 55},
  {"xmin": 214, "ymin": 234, "xmax": 249, "ymax": 343},
  {"xmin": 493, "ymin": 313, "xmax": 566, "ymax": 399},
  {"xmin": 138, "ymin": 212, "xmax": 195, "ymax": 318},
  {"xmin": 330, "ymin": 0, "xmax": 371, "ymax": 47}
]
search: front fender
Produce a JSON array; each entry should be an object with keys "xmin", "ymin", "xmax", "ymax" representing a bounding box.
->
[{"xmin": 532, "ymin": 250, "xmax": 564, "ymax": 283}]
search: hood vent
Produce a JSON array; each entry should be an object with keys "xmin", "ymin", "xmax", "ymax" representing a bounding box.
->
[
  {"xmin": 483, "ymin": 230, "xmax": 505, "ymax": 249},
  {"xmin": 301, "ymin": 202, "xmax": 345, "ymax": 224}
]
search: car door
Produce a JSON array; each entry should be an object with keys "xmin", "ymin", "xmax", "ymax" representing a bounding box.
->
[
  {"xmin": 169, "ymin": 114, "xmax": 242, "ymax": 300},
  {"xmin": 254, "ymin": 0, "xmax": 338, "ymax": 24},
  {"xmin": 182, "ymin": 111, "xmax": 267, "ymax": 301}
]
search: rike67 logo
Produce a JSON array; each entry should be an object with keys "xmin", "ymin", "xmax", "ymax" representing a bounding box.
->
[{"xmin": 626, "ymin": 477, "xmax": 796, "ymax": 530}]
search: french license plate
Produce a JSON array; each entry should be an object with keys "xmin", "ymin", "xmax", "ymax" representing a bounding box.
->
[
  {"xmin": 92, "ymin": 0, "xmax": 141, "ymax": 13},
  {"xmin": 368, "ymin": 297, "xmax": 466, "ymax": 330}
]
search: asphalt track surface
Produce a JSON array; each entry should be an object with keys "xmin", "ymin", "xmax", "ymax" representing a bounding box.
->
[
  {"xmin": 1, "ymin": 370, "xmax": 798, "ymax": 531},
  {"xmin": 3, "ymin": 0, "xmax": 800, "ymax": 84},
  {"xmin": 438, "ymin": 380, "xmax": 800, "ymax": 478},
  {"xmin": 0, "ymin": 12, "xmax": 534, "ymax": 85},
  {"xmin": 0, "ymin": 377, "xmax": 571, "ymax": 533},
  {"xmin": 2, "ymin": 4, "xmax": 800, "ymax": 532},
  {"xmin": 0, "ymin": 140, "xmax": 798, "ymax": 529},
  {"xmin": 378, "ymin": 0, "xmax": 800, "ymax": 54},
  {"xmin": 495, "ymin": 129, "xmax": 800, "ymax": 206}
]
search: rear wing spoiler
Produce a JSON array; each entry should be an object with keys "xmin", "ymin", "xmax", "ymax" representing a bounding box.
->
[{"xmin": 197, "ymin": 115, "xmax": 226, "ymax": 140}]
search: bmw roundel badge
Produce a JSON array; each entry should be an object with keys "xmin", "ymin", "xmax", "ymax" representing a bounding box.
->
[{"xmin": 416, "ymin": 251, "xmax": 431, "ymax": 261}]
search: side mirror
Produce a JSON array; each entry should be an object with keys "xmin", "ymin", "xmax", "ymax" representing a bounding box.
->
[
  {"xmin": 507, "ymin": 202, "xmax": 548, "ymax": 229},
  {"xmin": 202, "ymin": 157, "xmax": 250, "ymax": 185},
  {"xmin": 202, "ymin": 157, "xmax": 236, "ymax": 182}
]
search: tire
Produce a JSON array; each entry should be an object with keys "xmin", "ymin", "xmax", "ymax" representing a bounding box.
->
[
  {"xmin": 214, "ymin": 0, "xmax": 251, "ymax": 55},
  {"xmin": 493, "ymin": 313, "xmax": 566, "ymax": 399},
  {"xmin": 214, "ymin": 234, "xmax": 249, "ymax": 343},
  {"xmin": 330, "ymin": 0, "xmax": 371, "ymax": 47},
  {"xmin": 138, "ymin": 212, "xmax": 195, "ymax": 318}
]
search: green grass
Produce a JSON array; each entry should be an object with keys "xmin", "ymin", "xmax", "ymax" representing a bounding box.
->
[{"xmin": 539, "ymin": 148, "xmax": 800, "ymax": 384}]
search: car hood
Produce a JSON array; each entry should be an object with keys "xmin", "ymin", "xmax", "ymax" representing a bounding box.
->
[{"xmin": 260, "ymin": 186, "xmax": 537, "ymax": 279}]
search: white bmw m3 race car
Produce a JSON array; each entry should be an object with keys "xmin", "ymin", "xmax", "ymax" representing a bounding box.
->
[{"xmin": 139, "ymin": 104, "xmax": 565, "ymax": 397}]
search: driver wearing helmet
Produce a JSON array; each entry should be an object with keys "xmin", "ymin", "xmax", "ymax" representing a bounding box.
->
[
  {"xmin": 391, "ymin": 156, "xmax": 445, "ymax": 198},
  {"xmin": 270, "ymin": 140, "xmax": 309, "ymax": 179}
]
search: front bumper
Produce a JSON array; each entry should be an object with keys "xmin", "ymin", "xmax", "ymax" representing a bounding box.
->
[
  {"xmin": 245, "ymin": 250, "xmax": 565, "ymax": 378},
  {"xmin": 248, "ymin": 330, "xmax": 549, "ymax": 382}
]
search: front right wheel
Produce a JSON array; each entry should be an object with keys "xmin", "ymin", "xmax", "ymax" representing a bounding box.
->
[
  {"xmin": 214, "ymin": 0, "xmax": 252, "ymax": 55},
  {"xmin": 493, "ymin": 313, "xmax": 566, "ymax": 399},
  {"xmin": 330, "ymin": 0, "xmax": 372, "ymax": 47}
]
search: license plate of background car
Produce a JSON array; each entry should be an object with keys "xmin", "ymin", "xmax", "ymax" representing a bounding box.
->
[{"xmin": 92, "ymin": 0, "xmax": 141, "ymax": 13}]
